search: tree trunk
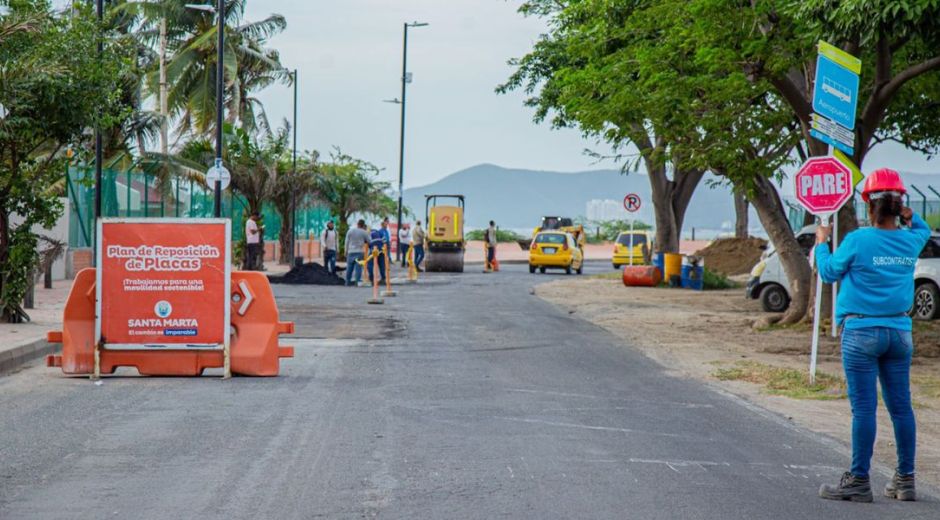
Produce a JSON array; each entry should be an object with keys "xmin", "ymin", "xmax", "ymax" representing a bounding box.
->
[
  {"xmin": 336, "ymin": 214, "xmax": 350, "ymax": 262},
  {"xmin": 749, "ymin": 175, "xmax": 812, "ymax": 325},
  {"xmin": 734, "ymin": 191, "xmax": 749, "ymax": 239},
  {"xmin": 278, "ymin": 216, "xmax": 292, "ymax": 264},
  {"xmin": 159, "ymin": 17, "xmax": 168, "ymax": 157},
  {"xmin": 0, "ymin": 207, "xmax": 13, "ymax": 322},
  {"xmin": 648, "ymin": 166, "xmax": 705, "ymax": 254}
]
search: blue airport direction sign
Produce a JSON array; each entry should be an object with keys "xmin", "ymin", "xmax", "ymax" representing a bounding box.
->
[{"xmin": 812, "ymin": 42, "xmax": 861, "ymax": 131}]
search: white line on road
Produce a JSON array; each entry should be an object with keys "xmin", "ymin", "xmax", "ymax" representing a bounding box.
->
[{"xmin": 496, "ymin": 417, "xmax": 690, "ymax": 439}]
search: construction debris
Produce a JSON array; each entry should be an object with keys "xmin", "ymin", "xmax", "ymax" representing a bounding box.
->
[
  {"xmin": 695, "ymin": 238, "xmax": 767, "ymax": 276},
  {"xmin": 269, "ymin": 262, "xmax": 345, "ymax": 286}
]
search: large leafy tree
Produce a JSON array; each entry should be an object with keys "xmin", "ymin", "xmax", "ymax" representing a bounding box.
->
[
  {"xmin": 314, "ymin": 150, "xmax": 395, "ymax": 259},
  {"xmin": 500, "ymin": 0, "xmax": 706, "ymax": 254},
  {"xmin": 675, "ymin": 0, "xmax": 940, "ymax": 322},
  {"xmin": 598, "ymin": 0, "xmax": 812, "ymax": 324},
  {"xmin": 0, "ymin": 1, "xmax": 130, "ymax": 322}
]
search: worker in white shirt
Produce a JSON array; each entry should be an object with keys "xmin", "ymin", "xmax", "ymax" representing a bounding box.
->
[
  {"xmin": 321, "ymin": 220, "xmax": 338, "ymax": 274},
  {"xmin": 399, "ymin": 223, "xmax": 412, "ymax": 267},
  {"xmin": 245, "ymin": 211, "xmax": 263, "ymax": 270}
]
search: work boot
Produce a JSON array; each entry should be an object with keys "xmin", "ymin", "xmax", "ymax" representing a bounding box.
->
[
  {"xmin": 884, "ymin": 472, "xmax": 916, "ymax": 501},
  {"xmin": 819, "ymin": 472, "xmax": 873, "ymax": 503}
]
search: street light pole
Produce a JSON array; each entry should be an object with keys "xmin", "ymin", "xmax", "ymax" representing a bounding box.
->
[
  {"xmin": 93, "ymin": 0, "xmax": 103, "ymax": 263},
  {"xmin": 395, "ymin": 21, "xmax": 427, "ymax": 262},
  {"xmin": 289, "ymin": 69, "xmax": 299, "ymax": 265},
  {"xmin": 213, "ymin": 0, "xmax": 224, "ymax": 218}
]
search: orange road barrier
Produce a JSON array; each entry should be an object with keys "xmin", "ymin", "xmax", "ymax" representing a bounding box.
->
[
  {"xmin": 46, "ymin": 269, "xmax": 294, "ymax": 377},
  {"xmin": 622, "ymin": 266, "xmax": 662, "ymax": 287}
]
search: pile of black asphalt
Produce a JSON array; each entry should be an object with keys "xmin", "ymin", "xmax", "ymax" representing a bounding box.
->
[{"xmin": 268, "ymin": 262, "xmax": 345, "ymax": 286}]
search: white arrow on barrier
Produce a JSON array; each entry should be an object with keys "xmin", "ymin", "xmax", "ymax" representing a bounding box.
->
[{"xmin": 238, "ymin": 280, "xmax": 254, "ymax": 316}]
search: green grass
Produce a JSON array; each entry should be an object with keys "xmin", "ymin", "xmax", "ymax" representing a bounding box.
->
[
  {"xmin": 714, "ymin": 360, "xmax": 846, "ymax": 400},
  {"xmin": 703, "ymin": 268, "xmax": 737, "ymax": 290},
  {"xmin": 755, "ymin": 320, "xmax": 816, "ymax": 333},
  {"xmin": 927, "ymin": 213, "xmax": 940, "ymax": 230},
  {"xmin": 466, "ymin": 229, "xmax": 523, "ymax": 242}
]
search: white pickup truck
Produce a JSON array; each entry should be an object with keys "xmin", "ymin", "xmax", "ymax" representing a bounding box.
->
[{"xmin": 745, "ymin": 225, "xmax": 940, "ymax": 320}]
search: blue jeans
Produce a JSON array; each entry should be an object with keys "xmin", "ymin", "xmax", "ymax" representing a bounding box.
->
[
  {"xmin": 413, "ymin": 245, "xmax": 425, "ymax": 268},
  {"xmin": 401, "ymin": 244, "xmax": 411, "ymax": 267},
  {"xmin": 367, "ymin": 253, "xmax": 386, "ymax": 282},
  {"xmin": 345, "ymin": 252, "xmax": 363, "ymax": 286},
  {"xmin": 324, "ymin": 249, "xmax": 336, "ymax": 274},
  {"xmin": 841, "ymin": 326, "xmax": 916, "ymax": 478}
]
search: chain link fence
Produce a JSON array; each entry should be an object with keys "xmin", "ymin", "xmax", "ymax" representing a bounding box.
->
[{"xmin": 66, "ymin": 165, "xmax": 332, "ymax": 249}]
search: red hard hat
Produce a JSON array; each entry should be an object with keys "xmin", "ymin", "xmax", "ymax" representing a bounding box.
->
[{"xmin": 861, "ymin": 168, "xmax": 906, "ymax": 202}]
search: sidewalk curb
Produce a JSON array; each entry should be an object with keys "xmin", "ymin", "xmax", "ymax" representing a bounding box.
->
[{"xmin": 0, "ymin": 338, "xmax": 57, "ymax": 375}]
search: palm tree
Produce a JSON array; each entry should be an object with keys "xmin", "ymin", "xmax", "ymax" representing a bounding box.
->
[
  {"xmin": 270, "ymin": 142, "xmax": 319, "ymax": 264},
  {"xmin": 163, "ymin": 0, "xmax": 290, "ymax": 137}
]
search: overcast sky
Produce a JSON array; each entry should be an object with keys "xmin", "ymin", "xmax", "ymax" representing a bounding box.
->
[
  {"xmin": 47, "ymin": 1, "xmax": 935, "ymax": 190},
  {"xmin": 242, "ymin": 0, "xmax": 611, "ymax": 190},
  {"xmin": 244, "ymin": 0, "xmax": 936, "ymax": 191}
]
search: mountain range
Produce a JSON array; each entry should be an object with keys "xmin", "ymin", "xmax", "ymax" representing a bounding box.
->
[
  {"xmin": 402, "ymin": 164, "xmax": 753, "ymax": 235},
  {"xmin": 403, "ymin": 164, "xmax": 940, "ymax": 235}
]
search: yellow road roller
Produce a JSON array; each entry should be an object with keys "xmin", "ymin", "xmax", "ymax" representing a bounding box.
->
[{"xmin": 425, "ymin": 194, "xmax": 465, "ymax": 272}]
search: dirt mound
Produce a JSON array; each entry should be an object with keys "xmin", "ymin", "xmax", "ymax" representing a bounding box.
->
[
  {"xmin": 695, "ymin": 237, "xmax": 767, "ymax": 276},
  {"xmin": 269, "ymin": 262, "xmax": 345, "ymax": 286}
]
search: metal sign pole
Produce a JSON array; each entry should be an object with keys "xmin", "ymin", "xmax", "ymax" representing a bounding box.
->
[
  {"xmin": 629, "ymin": 219, "xmax": 635, "ymax": 267},
  {"xmin": 810, "ymin": 213, "xmax": 831, "ymax": 385},
  {"xmin": 831, "ymin": 186, "xmax": 839, "ymax": 338}
]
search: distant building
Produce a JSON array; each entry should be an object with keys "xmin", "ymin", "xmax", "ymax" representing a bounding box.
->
[{"xmin": 586, "ymin": 199, "xmax": 627, "ymax": 221}]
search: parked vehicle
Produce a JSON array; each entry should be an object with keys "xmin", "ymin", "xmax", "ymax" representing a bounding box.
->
[
  {"xmin": 745, "ymin": 225, "xmax": 816, "ymax": 313},
  {"xmin": 529, "ymin": 231, "xmax": 583, "ymax": 275},
  {"xmin": 746, "ymin": 225, "xmax": 940, "ymax": 320},
  {"xmin": 533, "ymin": 216, "xmax": 586, "ymax": 250},
  {"xmin": 913, "ymin": 236, "xmax": 940, "ymax": 320},
  {"xmin": 612, "ymin": 231, "xmax": 652, "ymax": 269}
]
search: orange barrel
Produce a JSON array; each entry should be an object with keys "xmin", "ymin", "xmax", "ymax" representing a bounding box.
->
[
  {"xmin": 664, "ymin": 253, "xmax": 683, "ymax": 282},
  {"xmin": 622, "ymin": 266, "xmax": 662, "ymax": 287}
]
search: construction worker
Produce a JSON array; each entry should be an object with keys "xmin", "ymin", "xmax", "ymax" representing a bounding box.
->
[
  {"xmin": 412, "ymin": 220, "xmax": 426, "ymax": 271},
  {"xmin": 816, "ymin": 168, "xmax": 930, "ymax": 503},
  {"xmin": 321, "ymin": 220, "xmax": 338, "ymax": 274},
  {"xmin": 367, "ymin": 227, "xmax": 387, "ymax": 285},
  {"xmin": 484, "ymin": 220, "xmax": 498, "ymax": 272},
  {"xmin": 245, "ymin": 211, "xmax": 263, "ymax": 270},
  {"xmin": 344, "ymin": 219, "xmax": 370, "ymax": 286},
  {"xmin": 399, "ymin": 223, "xmax": 411, "ymax": 267}
]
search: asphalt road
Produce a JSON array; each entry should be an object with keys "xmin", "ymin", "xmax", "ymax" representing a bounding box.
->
[{"xmin": 1, "ymin": 260, "xmax": 936, "ymax": 519}]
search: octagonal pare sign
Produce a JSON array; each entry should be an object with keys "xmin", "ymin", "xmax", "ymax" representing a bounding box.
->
[{"xmin": 794, "ymin": 156, "xmax": 854, "ymax": 216}]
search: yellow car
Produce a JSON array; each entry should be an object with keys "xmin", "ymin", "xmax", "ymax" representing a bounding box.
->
[
  {"xmin": 612, "ymin": 231, "xmax": 651, "ymax": 268},
  {"xmin": 529, "ymin": 231, "xmax": 583, "ymax": 274}
]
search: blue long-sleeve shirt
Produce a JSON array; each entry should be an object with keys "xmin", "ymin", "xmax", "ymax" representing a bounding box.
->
[{"xmin": 815, "ymin": 214, "xmax": 931, "ymax": 331}]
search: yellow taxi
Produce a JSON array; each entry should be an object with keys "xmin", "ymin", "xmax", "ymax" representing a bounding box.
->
[
  {"xmin": 529, "ymin": 231, "xmax": 583, "ymax": 274},
  {"xmin": 612, "ymin": 230, "xmax": 651, "ymax": 269}
]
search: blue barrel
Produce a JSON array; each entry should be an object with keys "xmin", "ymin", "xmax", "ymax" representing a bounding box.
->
[
  {"xmin": 681, "ymin": 265, "xmax": 705, "ymax": 291},
  {"xmin": 652, "ymin": 252, "xmax": 665, "ymax": 276}
]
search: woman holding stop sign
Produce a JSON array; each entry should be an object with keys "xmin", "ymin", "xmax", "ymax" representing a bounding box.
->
[{"xmin": 815, "ymin": 168, "xmax": 930, "ymax": 503}]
